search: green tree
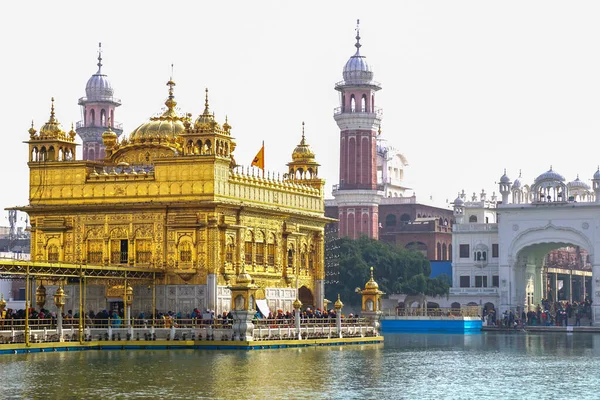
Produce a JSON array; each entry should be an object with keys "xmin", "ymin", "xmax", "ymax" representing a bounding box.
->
[{"xmin": 325, "ymin": 236, "xmax": 449, "ymax": 306}]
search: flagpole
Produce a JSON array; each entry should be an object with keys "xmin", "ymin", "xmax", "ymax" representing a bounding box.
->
[{"xmin": 262, "ymin": 140, "xmax": 265, "ymax": 178}]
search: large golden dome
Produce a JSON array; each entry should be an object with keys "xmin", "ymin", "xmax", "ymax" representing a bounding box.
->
[{"xmin": 128, "ymin": 79, "xmax": 187, "ymax": 145}]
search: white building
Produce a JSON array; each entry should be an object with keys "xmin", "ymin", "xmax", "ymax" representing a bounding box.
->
[{"xmin": 430, "ymin": 167, "xmax": 600, "ymax": 322}]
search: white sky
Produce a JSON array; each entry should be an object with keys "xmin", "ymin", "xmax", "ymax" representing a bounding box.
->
[{"xmin": 2, "ymin": 1, "xmax": 600, "ymax": 226}]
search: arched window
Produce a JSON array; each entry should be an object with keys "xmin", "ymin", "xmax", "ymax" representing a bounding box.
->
[
  {"xmin": 449, "ymin": 244, "xmax": 453, "ymax": 261},
  {"xmin": 48, "ymin": 146, "xmax": 55, "ymax": 161},
  {"xmin": 437, "ymin": 243, "xmax": 442, "ymax": 260},
  {"xmin": 287, "ymin": 245, "xmax": 295, "ymax": 268},
  {"xmin": 256, "ymin": 232, "xmax": 265, "ymax": 265},
  {"xmin": 469, "ymin": 215, "xmax": 478, "ymax": 223},
  {"xmin": 350, "ymin": 95, "xmax": 356, "ymax": 112},
  {"xmin": 90, "ymin": 109, "xmax": 95, "ymax": 126},
  {"xmin": 179, "ymin": 240, "xmax": 192, "ymax": 262},
  {"xmin": 226, "ymin": 237, "xmax": 234, "ymax": 264},
  {"xmin": 361, "ymin": 94, "xmax": 367, "ymax": 112},
  {"xmin": 300, "ymin": 244, "xmax": 308, "ymax": 271},
  {"xmin": 267, "ymin": 234, "xmax": 276, "ymax": 266},
  {"xmin": 400, "ymin": 213, "xmax": 411, "ymax": 224},
  {"xmin": 245, "ymin": 231, "xmax": 254, "ymax": 265},
  {"xmin": 47, "ymin": 244, "xmax": 59, "ymax": 262},
  {"xmin": 88, "ymin": 148, "xmax": 95, "ymax": 160},
  {"xmin": 442, "ymin": 243, "xmax": 447, "ymax": 260},
  {"xmin": 385, "ymin": 214, "xmax": 397, "ymax": 227},
  {"xmin": 100, "ymin": 109, "xmax": 107, "ymax": 126}
]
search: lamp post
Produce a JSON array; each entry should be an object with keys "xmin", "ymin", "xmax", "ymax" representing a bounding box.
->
[
  {"xmin": 124, "ymin": 285, "xmax": 133, "ymax": 327},
  {"xmin": 334, "ymin": 294, "xmax": 343, "ymax": 338},
  {"xmin": 36, "ymin": 284, "xmax": 46, "ymax": 311},
  {"xmin": 293, "ymin": 298, "xmax": 302, "ymax": 340},
  {"xmin": 54, "ymin": 286, "xmax": 66, "ymax": 341}
]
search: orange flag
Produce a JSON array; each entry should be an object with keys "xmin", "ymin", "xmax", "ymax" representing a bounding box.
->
[{"xmin": 251, "ymin": 141, "xmax": 265, "ymax": 170}]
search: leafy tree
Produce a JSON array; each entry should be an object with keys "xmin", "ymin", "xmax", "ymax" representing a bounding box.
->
[{"xmin": 325, "ymin": 236, "xmax": 449, "ymax": 306}]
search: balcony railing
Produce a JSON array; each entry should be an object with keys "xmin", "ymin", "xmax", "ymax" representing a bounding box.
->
[
  {"xmin": 449, "ymin": 287, "xmax": 499, "ymax": 295},
  {"xmin": 333, "ymin": 106, "xmax": 383, "ymax": 117},
  {"xmin": 76, "ymin": 120, "xmax": 123, "ymax": 130},
  {"xmin": 453, "ymin": 223, "xmax": 498, "ymax": 232}
]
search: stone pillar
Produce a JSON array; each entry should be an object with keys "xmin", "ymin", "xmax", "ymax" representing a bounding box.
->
[
  {"xmin": 207, "ymin": 274, "xmax": 217, "ymax": 312},
  {"xmin": 334, "ymin": 294, "xmax": 343, "ymax": 338},
  {"xmin": 568, "ymin": 273, "xmax": 573, "ymax": 303},
  {"xmin": 592, "ymin": 265, "xmax": 600, "ymax": 325},
  {"xmin": 294, "ymin": 298, "xmax": 302, "ymax": 340},
  {"xmin": 232, "ymin": 310, "xmax": 255, "ymax": 341},
  {"xmin": 498, "ymin": 264, "xmax": 511, "ymax": 315}
]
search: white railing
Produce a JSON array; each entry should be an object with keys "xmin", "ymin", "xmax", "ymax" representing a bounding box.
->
[
  {"xmin": 449, "ymin": 287, "xmax": 499, "ymax": 295},
  {"xmin": 453, "ymin": 223, "xmax": 498, "ymax": 232}
]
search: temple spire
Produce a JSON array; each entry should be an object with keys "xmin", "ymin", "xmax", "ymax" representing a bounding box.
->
[
  {"xmin": 355, "ymin": 19, "xmax": 361, "ymax": 51},
  {"xmin": 97, "ymin": 42, "xmax": 103, "ymax": 73}
]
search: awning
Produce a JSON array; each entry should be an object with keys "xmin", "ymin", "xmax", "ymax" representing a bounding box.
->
[{"xmin": 256, "ymin": 299, "xmax": 270, "ymax": 318}]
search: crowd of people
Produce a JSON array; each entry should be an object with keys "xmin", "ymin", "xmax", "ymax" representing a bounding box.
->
[{"xmin": 483, "ymin": 298, "xmax": 593, "ymax": 328}]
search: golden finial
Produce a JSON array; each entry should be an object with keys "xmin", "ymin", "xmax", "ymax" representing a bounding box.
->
[
  {"xmin": 370, "ymin": 266, "xmax": 374, "ymax": 279},
  {"xmin": 334, "ymin": 293, "xmax": 343, "ymax": 310},
  {"xmin": 49, "ymin": 97, "xmax": 56, "ymax": 122},
  {"xmin": 164, "ymin": 76, "xmax": 177, "ymax": 112},
  {"xmin": 28, "ymin": 120, "xmax": 37, "ymax": 137},
  {"xmin": 69, "ymin": 122, "xmax": 76, "ymax": 139},
  {"xmin": 378, "ymin": 125, "xmax": 382, "ymax": 135},
  {"xmin": 203, "ymin": 88, "xmax": 210, "ymax": 114},
  {"xmin": 302, "ymin": 121, "xmax": 305, "ymax": 140},
  {"xmin": 223, "ymin": 115, "xmax": 231, "ymax": 131}
]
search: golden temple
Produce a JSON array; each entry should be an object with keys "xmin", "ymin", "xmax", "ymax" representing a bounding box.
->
[{"xmin": 16, "ymin": 77, "xmax": 331, "ymax": 317}]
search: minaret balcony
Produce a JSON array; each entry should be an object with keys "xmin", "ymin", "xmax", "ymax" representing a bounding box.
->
[
  {"xmin": 333, "ymin": 106, "xmax": 383, "ymax": 118},
  {"xmin": 76, "ymin": 120, "xmax": 123, "ymax": 130}
]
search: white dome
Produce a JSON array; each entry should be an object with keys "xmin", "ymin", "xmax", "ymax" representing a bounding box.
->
[
  {"xmin": 342, "ymin": 25, "xmax": 374, "ymax": 85},
  {"xmin": 85, "ymin": 47, "xmax": 115, "ymax": 101},
  {"xmin": 512, "ymin": 178, "xmax": 521, "ymax": 189},
  {"xmin": 568, "ymin": 176, "xmax": 591, "ymax": 190},
  {"xmin": 499, "ymin": 170, "xmax": 510, "ymax": 184},
  {"xmin": 343, "ymin": 51, "xmax": 373, "ymax": 84},
  {"xmin": 594, "ymin": 168, "xmax": 600, "ymax": 180},
  {"xmin": 453, "ymin": 196, "xmax": 464, "ymax": 206},
  {"xmin": 86, "ymin": 70, "xmax": 114, "ymax": 101},
  {"xmin": 534, "ymin": 167, "xmax": 565, "ymax": 183}
]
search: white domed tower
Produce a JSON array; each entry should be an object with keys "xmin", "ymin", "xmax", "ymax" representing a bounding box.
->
[
  {"xmin": 452, "ymin": 193, "xmax": 465, "ymax": 224},
  {"xmin": 76, "ymin": 43, "xmax": 122, "ymax": 160},
  {"xmin": 498, "ymin": 169, "xmax": 511, "ymax": 204},
  {"xmin": 593, "ymin": 167, "xmax": 600, "ymax": 203},
  {"xmin": 333, "ymin": 20, "xmax": 383, "ymax": 239}
]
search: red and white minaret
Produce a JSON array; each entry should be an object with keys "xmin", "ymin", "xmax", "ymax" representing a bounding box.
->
[
  {"xmin": 76, "ymin": 43, "xmax": 122, "ymax": 160},
  {"xmin": 333, "ymin": 20, "xmax": 383, "ymax": 239}
]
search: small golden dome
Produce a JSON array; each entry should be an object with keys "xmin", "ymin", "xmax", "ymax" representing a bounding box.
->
[
  {"xmin": 236, "ymin": 268, "xmax": 252, "ymax": 285},
  {"xmin": 68, "ymin": 123, "xmax": 77, "ymax": 139},
  {"xmin": 334, "ymin": 294, "xmax": 344, "ymax": 310},
  {"xmin": 128, "ymin": 79, "xmax": 186, "ymax": 145},
  {"xmin": 365, "ymin": 267, "xmax": 379, "ymax": 290},
  {"xmin": 39, "ymin": 98, "xmax": 65, "ymax": 138},
  {"xmin": 293, "ymin": 298, "xmax": 303, "ymax": 310},
  {"xmin": 102, "ymin": 125, "xmax": 118, "ymax": 148},
  {"xmin": 194, "ymin": 88, "xmax": 219, "ymax": 129},
  {"xmin": 292, "ymin": 122, "xmax": 315, "ymax": 161},
  {"xmin": 28, "ymin": 120, "xmax": 37, "ymax": 138}
]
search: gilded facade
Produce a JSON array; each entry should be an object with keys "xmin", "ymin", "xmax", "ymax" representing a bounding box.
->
[{"xmin": 18, "ymin": 78, "xmax": 331, "ymax": 316}]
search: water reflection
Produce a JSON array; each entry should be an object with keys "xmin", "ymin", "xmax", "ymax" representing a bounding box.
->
[{"xmin": 1, "ymin": 334, "xmax": 599, "ymax": 399}]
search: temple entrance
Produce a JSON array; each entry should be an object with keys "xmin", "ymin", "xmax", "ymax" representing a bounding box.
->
[{"xmin": 298, "ymin": 286, "xmax": 314, "ymax": 309}]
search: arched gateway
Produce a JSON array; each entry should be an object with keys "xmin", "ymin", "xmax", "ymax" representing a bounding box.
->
[{"xmin": 450, "ymin": 167, "xmax": 600, "ymax": 324}]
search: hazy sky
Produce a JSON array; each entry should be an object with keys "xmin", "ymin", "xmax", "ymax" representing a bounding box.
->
[{"xmin": 3, "ymin": 1, "xmax": 600, "ymax": 226}]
